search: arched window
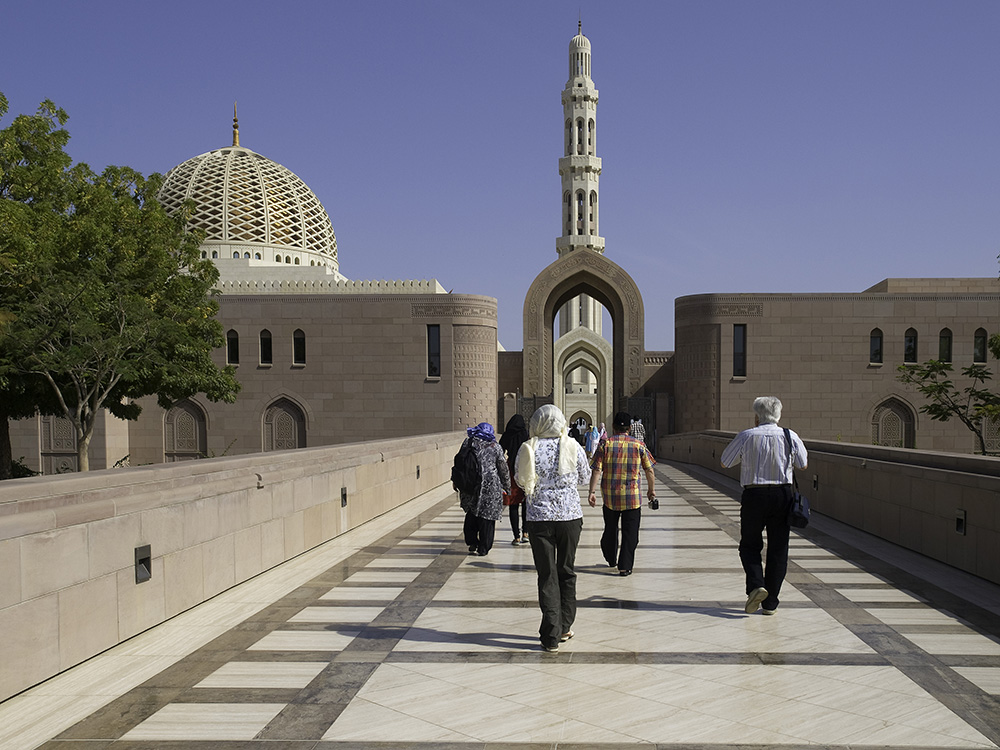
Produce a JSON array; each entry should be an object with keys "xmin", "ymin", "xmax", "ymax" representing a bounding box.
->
[
  {"xmin": 869, "ymin": 328, "xmax": 883, "ymax": 364},
  {"xmin": 310, "ymin": 260, "xmax": 315, "ymax": 266},
  {"xmin": 233, "ymin": 251, "xmax": 240, "ymax": 259},
  {"xmin": 588, "ymin": 191, "xmax": 597, "ymax": 234},
  {"xmin": 294, "ymin": 257, "xmax": 300, "ymax": 265},
  {"xmin": 564, "ymin": 192, "xmax": 572, "ymax": 234},
  {"xmin": 565, "ymin": 119, "xmax": 572, "ymax": 156},
  {"xmin": 211, "ymin": 250, "xmax": 219, "ymax": 259},
  {"xmin": 938, "ymin": 328, "xmax": 952, "ymax": 363},
  {"xmin": 201, "ymin": 251, "xmax": 207, "ymax": 259},
  {"xmin": 293, "ymin": 329, "xmax": 306, "ymax": 365},
  {"xmin": 254, "ymin": 252, "xmax": 261, "ymax": 260},
  {"xmin": 903, "ymin": 328, "xmax": 918, "ymax": 363},
  {"xmin": 284, "ymin": 255, "xmax": 291, "ymax": 264},
  {"xmin": 164, "ymin": 399, "xmax": 207, "ymax": 462},
  {"xmin": 226, "ymin": 329, "xmax": 239, "ymax": 365},
  {"xmin": 587, "ymin": 119, "xmax": 595, "ymax": 155},
  {"xmin": 576, "ymin": 190, "xmax": 585, "ymax": 233},
  {"xmin": 259, "ymin": 329, "xmax": 272, "ymax": 365},
  {"xmin": 263, "ymin": 398, "xmax": 306, "ymax": 452},
  {"xmin": 244, "ymin": 252, "xmax": 251, "ymax": 259},
  {"xmin": 872, "ymin": 398, "xmax": 915, "ymax": 448},
  {"xmin": 576, "ymin": 117, "xmax": 584, "ymax": 154},
  {"xmin": 974, "ymin": 328, "xmax": 988, "ymax": 363}
]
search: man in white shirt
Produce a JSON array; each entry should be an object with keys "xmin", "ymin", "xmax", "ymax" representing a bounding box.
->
[{"xmin": 721, "ymin": 396, "xmax": 808, "ymax": 616}]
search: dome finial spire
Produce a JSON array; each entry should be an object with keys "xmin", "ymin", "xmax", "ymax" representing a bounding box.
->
[
  {"xmin": 578, "ymin": 15, "xmax": 582, "ymax": 35},
  {"xmin": 232, "ymin": 101, "xmax": 240, "ymax": 147}
]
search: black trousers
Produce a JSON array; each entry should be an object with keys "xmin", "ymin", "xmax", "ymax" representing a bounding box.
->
[
  {"xmin": 738, "ymin": 484, "xmax": 792, "ymax": 610},
  {"xmin": 601, "ymin": 505, "xmax": 641, "ymax": 572},
  {"xmin": 508, "ymin": 501, "xmax": 527, "ymax": 539},
  {"xmin": 463, "ymin": 512, "xmax": 496, "ymax": 555},
  {"xmin": 526, "ymin": 518, "xmax": 583, "ymax": 649}
]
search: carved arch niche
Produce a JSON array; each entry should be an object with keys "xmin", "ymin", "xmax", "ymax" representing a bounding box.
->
[
  {"xmin": 164, "ymin": 398, "xmax": 208, "ymax": 461},
  {"xmin": 523, "ymin": 251, "xmax": 645, "ymax": 404},
  {"xmin": 871, "ymin": 397, "xmax": 916, "ymax": 448}
]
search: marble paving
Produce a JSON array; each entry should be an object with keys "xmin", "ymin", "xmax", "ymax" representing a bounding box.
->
[{"xmin": 4, "ymin": 461, "xmax": 1000, "ymax": 749}]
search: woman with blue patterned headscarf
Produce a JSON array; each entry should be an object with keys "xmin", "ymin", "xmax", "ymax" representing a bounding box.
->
[{"xmin": 458, "ymin": 422, "xmax": 510, "ymax": 556}]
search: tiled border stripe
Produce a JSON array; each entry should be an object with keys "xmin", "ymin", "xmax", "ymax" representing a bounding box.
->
[{"xmin": 657, "ymin": 462, "xmax": 1000, "ymax": 747}]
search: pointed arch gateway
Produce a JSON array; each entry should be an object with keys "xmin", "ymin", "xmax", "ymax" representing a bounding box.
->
[{"xmin": 523, "ymin": 251, "xmax": 644, "ymax": 413}]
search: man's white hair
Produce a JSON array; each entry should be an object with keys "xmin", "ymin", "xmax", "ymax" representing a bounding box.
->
[{"xmin": 753, "ymin": 396, "xmax": 782, "ymax": 424}]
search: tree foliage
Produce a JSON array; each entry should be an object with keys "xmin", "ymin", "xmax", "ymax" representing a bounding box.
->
[
  {"xmin": 0, "ymin": 92, "xmax": 240, "ymax": 474},
  {"xmin": 897, "ymin": 359, "xmax": 1000, "ymax": 455}
]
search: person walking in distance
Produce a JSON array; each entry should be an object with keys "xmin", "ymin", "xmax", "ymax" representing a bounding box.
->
[
  {"xmin": 499, "ymin": 413, "xmax": 530, "ymax": 545},
  {"xmin": 457, "ymin": 422, "xmax": 510, "ymax": 556},
  {"xmin": 630, "ymin": 418, "xmax": 646, "ymax": 445},
  {"xmin": 588, "ymin": 411, "xmax": 656, "ymax": 577},
  {"xmin": 721, "ymin": 396, "xmax": 808, "ymax": 615}
]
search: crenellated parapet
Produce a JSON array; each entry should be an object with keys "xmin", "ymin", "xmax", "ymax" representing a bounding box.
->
[{"xmin": 215, "ymin": 277, "xmax": 447, "ymax": 295}]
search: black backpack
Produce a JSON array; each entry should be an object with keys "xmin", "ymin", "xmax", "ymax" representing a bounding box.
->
[{"xmin": 451, "ymin": 440, "xmax": 482, "ymax": 494}]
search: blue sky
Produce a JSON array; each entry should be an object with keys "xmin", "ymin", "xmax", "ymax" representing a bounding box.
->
[{"xmin": 4, "ymin": 1, "xmax": 999, "ymax": 350}]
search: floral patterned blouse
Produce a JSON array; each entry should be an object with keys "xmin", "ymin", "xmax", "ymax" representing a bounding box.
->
[
  {"xmin": 517, "ymin": 438, "xmax": 591, "ymax": 522},
  {"xmin": 458, "ymin": 437, "xmax": 511, "ymax": 521}
]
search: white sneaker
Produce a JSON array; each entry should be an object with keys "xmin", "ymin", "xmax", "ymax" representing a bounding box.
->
[{"xmin": 745, "ymin": 587, "xmax": 768, "ymax": 614}]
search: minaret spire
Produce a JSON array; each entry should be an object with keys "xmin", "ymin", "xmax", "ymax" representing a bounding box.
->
[
  {"xmin": 232, "ymin": 102, "xmax": 240, "ymax": 147},
  {"xmin": 556, "ymin": 23, "xmax": 604, "ymax": 367},
  {"xmin": 557, "ymin": 25, "xmax": 603, "ymax": 255}
]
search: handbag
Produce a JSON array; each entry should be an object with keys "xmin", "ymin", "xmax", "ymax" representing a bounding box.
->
[
  {"xmin": 783, "ymin": 428, "xmax": 810, "ymax": 528},
  {"xmin": 503, "ymin": 483, "xmax": 525, "ymax": 507}
]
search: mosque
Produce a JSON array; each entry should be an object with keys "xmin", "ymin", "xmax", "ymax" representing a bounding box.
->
[{"xmin": 10, "ymin": 25, "xmax": 1000, "ymax": 472}]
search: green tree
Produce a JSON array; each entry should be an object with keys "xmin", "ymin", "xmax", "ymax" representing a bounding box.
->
[
  {"xmin": 897, "ymin": 360, "xmax": 1000, "ymax": 455},
  {"xmin": 0, "ymin": 92, "xmax": 82, "ymax": 478},
  {"xmin": 0, "ymin": 93, "xmax": 240, "ymax": 474}
]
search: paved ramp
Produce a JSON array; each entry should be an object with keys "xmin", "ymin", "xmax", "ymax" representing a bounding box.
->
[{"xmin": 6, "ymin": 462, "xmax": 1000, "ymax": 748}]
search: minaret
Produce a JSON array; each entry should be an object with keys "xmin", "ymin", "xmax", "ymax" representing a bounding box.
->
[
  {"xmin": 557, "ymin": 21, "xmax": 604, "ymax": 257},
  {"xmin": 557, "ymin": 22, "xmax": 603, "ymax": 385}
]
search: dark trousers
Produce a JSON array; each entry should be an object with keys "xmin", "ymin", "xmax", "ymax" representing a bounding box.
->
[
  {"xmin": 508, "ymin": 501, "xmax": 527, "ymax": 539},
  {"xmin": 526, "ymin": 518, "xmax": 583, "ymax": 649},
  {"xmin": 601, "ymin": 505, "xmax": 641, "ymax": 572},
  {"xmin": 739, "ymin": 484, "xmax": 792, "ymax": 610},
  {"xmin": 464, "ymin": 512, "xmax": 495, "ymax": 555}
]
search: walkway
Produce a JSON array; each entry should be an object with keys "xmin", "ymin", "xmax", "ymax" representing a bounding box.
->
[{"xmin": 4, "ymin": 461, "xmax": 1000, "ymax": 749}]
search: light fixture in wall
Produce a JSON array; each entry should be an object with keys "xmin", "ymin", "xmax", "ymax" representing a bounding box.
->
[
  {"xmin": 135, "ymin": 545, "xmax": 152, "ymax": 584},
  {"xmin": 341, "ymin": 486, "xmax": 348, "ymax": 508},
  {"xmin": 955, "ymin": 509, "xmax": 967, "ymax": 536}
]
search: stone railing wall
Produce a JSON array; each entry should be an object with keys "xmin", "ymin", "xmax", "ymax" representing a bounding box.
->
[
  {"xmin": 0, "ymin": 431, "xmax": 463, "ymax": 701},
  {"xmin": 657, "ymin": 432, "xmax": 1000, "ymax": 586}
]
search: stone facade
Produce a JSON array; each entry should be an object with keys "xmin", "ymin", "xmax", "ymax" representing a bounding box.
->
[
  {"xmin": 672, "ymin": 279, "xmax": 1000, "ymax": 453},
  {"xmin": 11, "ymin": 294, "xmax": 496, "ymax": 470}
]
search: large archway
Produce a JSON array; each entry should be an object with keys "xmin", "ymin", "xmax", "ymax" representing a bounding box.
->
[
  {"xmin": 555, "ymin": 328, "xmax": 613, "ymax": 426},
  {"xmin": 523, "ymin": 251, "xmax": 644, "ymax": 409}
]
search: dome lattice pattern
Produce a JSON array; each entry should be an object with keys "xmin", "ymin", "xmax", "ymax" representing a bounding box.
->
[{"xmin": 158, "ymin": 147, "xmax": 338, "ymax": 268}]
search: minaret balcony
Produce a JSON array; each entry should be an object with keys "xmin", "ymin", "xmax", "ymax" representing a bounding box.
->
[
  {"xmin": 557, "ymin": 235, "xmax": 605, "ymax": 253},
  {"xmin": 558, "ymin": 155, "xmax": 602, "ymax": 174}
]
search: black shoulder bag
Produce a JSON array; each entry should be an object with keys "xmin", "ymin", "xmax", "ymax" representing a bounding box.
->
[{"xmin": 783, "ymin": 428, "xmax": 810, "ymax": 528}]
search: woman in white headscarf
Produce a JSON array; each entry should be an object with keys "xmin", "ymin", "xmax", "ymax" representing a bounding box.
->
[{"xmin": 515, "ymin": 404, "xmax": 591, "ymax": 653}]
